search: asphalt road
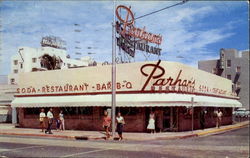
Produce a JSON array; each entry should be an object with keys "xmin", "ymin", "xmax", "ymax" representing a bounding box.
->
[{"xmin": 0, "ymin": 126, "xmax": 249, "ymax": 158}]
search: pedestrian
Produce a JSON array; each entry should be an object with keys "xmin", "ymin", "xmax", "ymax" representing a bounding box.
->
[
  {"xmin": 59, "ymin": 110, "xmax": 65, "ymax": 131},
  {"xmin": 199, "ymin": 110, "xmax": 205, "ymax": 130},
  {"xmin": 147, "ymin": 111, "xmax": 155, "ymax": 134},
  {"xmin": 39, "ymin": 108, "xmax": 46, "ymax": 132},
  {"xmin": 116, "ymin": 112, "xmax": 125, "ymax": 141},
  {"xmin": 102, "ymin": 110, "xmax": 111, "ymax": 139},
  {"xmin": 45, "ymin": 108, "xmax": 53, "ymax": 134},
  {"xmin": 216, "ymin": 109, "xmax": 223, "ymax": 128},
  {"xmin": 56, "ymin": 117, "xmax": 61, "ymax": 131}
]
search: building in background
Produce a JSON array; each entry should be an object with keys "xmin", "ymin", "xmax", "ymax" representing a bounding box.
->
[
  {"xmin": 8, "ymin": 36, "xmax": 96, "ymax": 85},
  {"xmin": 0, "ymin": 77, "xmax": 17, "ymax": 122},
  {"xmin": 198, "ymin": 48, "xmax": 249, "ymax": 110},
  {"xmin": 2, "ymin": 36, "xmax": 96, "ymax": 123}
]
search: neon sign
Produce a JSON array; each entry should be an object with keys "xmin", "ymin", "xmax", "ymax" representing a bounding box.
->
[{"xmin": 116, "ymin": 5, "xmax": 163, "ymax": 45}]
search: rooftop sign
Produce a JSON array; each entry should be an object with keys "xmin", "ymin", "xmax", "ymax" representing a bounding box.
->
[{"xmin": 115, "ymin": 5, "xmax": 163, "ymax": 57}]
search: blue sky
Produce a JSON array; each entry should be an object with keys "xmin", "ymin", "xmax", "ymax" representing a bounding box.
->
[{"xmin": 0, "ymin": 1, "xmax": 249, "ymax": 75}]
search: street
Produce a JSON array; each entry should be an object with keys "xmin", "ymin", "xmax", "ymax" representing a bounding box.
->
[{"xmin": 0, "ymin": 126, "xmax": 249, "ymax": 158}]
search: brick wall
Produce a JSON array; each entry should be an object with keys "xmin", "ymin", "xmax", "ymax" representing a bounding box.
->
[
  {"xmin": 18, "ymin": 107, "xmax": 146, "ymax": 132},
  {"xmin": 18, "ymin": 107, "xmax": 233, "ymax": 132},
  {"xmin": 178, "ymin": 107, "xmax": 232, "ymax": 131}
]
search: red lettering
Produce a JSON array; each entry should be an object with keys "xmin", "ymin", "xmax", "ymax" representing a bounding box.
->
[{"xmin": 141, "ymin": 60, "xmax": 196, "ymax": 91}]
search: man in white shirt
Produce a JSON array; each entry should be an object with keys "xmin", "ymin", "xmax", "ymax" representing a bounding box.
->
[{"xmin": 45, "ymin": 108, "xmax": 54, "ymax": 134}]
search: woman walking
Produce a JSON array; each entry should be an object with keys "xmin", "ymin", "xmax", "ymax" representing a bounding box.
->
[
  {"xmin": 116, "ymin": 112, "xmax": 125, "ymax": 141},
  {"xmin": 102, "ymin": 111, "xmax": 111, "ymax": 139},
  {"xmin": 147, "ymin": 111, "xmax": 155, "ymax": 134},
  {"xmin": 39, "ymin": 108, "xmax": 46, "ymax": 132},
  {"xmin": 59, "ymin": 110, "xmax": 65, "ymax": 131}
]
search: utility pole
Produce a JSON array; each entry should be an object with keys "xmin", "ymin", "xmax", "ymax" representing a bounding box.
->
[
  {"xmin": 111, "ymin": 0, "xmax": 116, "ymax": 137},
  {"xmin": 191, "ymin": 97, "xmax": 194, "ymax": 133}
]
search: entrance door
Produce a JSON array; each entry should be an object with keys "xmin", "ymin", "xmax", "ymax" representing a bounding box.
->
[
  {"xmin": 163, "ymin": 107, "xmax": 170, "ymax": 131},
  {"xmin": 163, "ymin": 107, "xmax": 178, "ymax": 132}
]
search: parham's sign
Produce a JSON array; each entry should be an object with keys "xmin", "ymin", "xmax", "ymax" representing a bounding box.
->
[{"xmin": 115, "ymin": 5, "xmax": 162, "ymax": 57}]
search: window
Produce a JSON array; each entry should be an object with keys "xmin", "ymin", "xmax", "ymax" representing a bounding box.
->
[
  {"xmin": 14, "ymin": 69, "xmax": 18, "ymax": 73},
  {"xmin": 67, "ymin": 64, "xmax": 71, "ymax": 67},
  {"xmin": 227, "ymin": 60, "xmax": 231, "ymax": 68},
  {"xmin": 20, "ymin": 63, "xmax": 23, "ymax": 69},
  {"xmin": 226, "ymin": 74, "xmax": 231, "ymax": 80},
  {"xmin": 236, "ymin": 66, "xmax": 241, "ymax": 73},
  {"xmin": 32, "ymin": 58, "xmax": 37, "ymax": 63},
  {"xmin": 221, "ymin": 53, "xmax": 224, "ymax": 58},
  {"xmin": 101, "ymin": 107, "xmax": 140, "ymax": 116},
  {"xmin": 117, "ymin": 107, "xmax": 140, "ymax": 116},
  {"xmin": 24, "ymin": 108, "xmax": 42, "ymax": 115},
  {"xmin": 62, "ymin": 107, "xmax": 93, "ymax": 115},
  {"xmin": 10, "ymin": 78, "xmax": 15, "ymax": 84},
  {"xmin": 14, "ymin": 60, "xmax": 18, "ymax": 65}
]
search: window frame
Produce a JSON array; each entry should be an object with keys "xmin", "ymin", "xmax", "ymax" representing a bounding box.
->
[
  {"xmin": 14, "ymin": 60, "xmax": 18, "ymax": 65},
  {"xmin": 226, "ymin": 60, "xmax": 231, "ymax": 68},
  {"xmin": 13, "ymin": 69, "xmax": 18, "ymax": 73},
  {"xmin": 226, "ymin": 74, "xmax": 231, "ymax": 80},
  {"xmin": 32, "ymin": 58, "xmax": 37, "ymax": 63}
]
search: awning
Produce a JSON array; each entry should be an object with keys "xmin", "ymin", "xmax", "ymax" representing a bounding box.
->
[{"xmin": 11, "ymin": 93, "xmax": 242, "ymax": 108}]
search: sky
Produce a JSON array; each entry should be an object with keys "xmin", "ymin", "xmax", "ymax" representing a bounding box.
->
[{"xmin": 0, "ymin": 0, "xmax": 249, "ymax": 75}]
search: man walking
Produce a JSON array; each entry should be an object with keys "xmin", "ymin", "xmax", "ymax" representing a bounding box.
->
[{"xmin": 45, "ymin": 108, "xmax": 54, "ymax": 134}]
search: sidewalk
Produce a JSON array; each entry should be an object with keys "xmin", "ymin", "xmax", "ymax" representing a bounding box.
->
[{"xmin": 0, "ymin": 121, "xmax": 249, "ymax": 141}]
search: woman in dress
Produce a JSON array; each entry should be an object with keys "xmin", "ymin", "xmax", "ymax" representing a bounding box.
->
[
  {"xmin": 102, "ymin": 111, "xmax": 111, "ymax": 139},
  {"xmin": 116, "ymin": 112, "xmax": 125, "ymax": 141},
  {"xmin": 147, "ymin": 111, "xmax": 155, "ymax": 134},
  {"xmin": 39, "ymin": 108, "xmax": 46, "ymax": 132}
]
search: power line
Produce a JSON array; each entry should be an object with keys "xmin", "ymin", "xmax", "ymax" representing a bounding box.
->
[{"xmin": 135, "ymin": 0, "xmax": 188, "ymax": 20}]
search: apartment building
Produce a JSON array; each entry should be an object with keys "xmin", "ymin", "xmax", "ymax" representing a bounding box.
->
[{"xmin": 198, "ymin": 48, "xmax": 249, "ymax": 109}]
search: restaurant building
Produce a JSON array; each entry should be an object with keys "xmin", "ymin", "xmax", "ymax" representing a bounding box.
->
[{"xmin": 11, "ymin": 60, "xmax": 241, "ymax": 132}]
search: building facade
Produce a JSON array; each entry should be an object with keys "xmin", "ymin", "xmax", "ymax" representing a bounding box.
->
[
  {"xmin": 11, "ymin": 60, "xmax": 241, "ymax": 132},
  {"xmin": 8, "ymin": 46, "xmax": 95, "ymax": 85},
  {"xmin": 198, "ymin": 49, "xmax": 249, "ymax": 110},
  {"xmin": 0, "ymin": 83, "xmax": 17, "ymax": 122}
]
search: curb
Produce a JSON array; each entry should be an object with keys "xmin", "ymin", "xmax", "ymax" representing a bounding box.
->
[
  {"xmin": 196, "ymin": 122, "xmax": 249, "ymax": 137},
  {"xmin": 0, "ymin": 132, "xmax": 76, "ymax": 139},
  {"xmin": 0, "ymin": 122, "xmax": 248, "ymax": 141}
]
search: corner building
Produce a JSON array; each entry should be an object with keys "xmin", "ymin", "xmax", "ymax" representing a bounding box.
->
[{"xmin": 11, "ymin": 60, "xmax": 241, "ymax": 132}]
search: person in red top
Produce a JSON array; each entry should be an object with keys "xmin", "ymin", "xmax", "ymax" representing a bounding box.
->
[{"xmin": 103, "ymin": 110, "xmax": 111, "ymax": 139}]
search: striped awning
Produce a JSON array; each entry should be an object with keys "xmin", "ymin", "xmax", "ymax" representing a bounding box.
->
[{"xmin": 11, "ymin": 93, "xmax": 242, "ymax": 108}]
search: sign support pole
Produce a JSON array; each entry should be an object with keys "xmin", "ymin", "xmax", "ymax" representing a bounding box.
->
[
  {"xmin": 191, "ymin": 97, "xmax": 194, "ymax": 133},
  {"xmin": 111, "ymin": 0, "xmax": 116, "ymax": 138}
]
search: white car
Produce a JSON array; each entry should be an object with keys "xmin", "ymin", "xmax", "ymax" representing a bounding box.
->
[{"xmin": 233, "ymin": 110, "xmax": 249, "ymax": 117}]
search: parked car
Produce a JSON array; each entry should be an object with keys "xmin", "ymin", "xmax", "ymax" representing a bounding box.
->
[{"xmin": 233, "ymin": 109, "xmax": 249, "ymax": 117}]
